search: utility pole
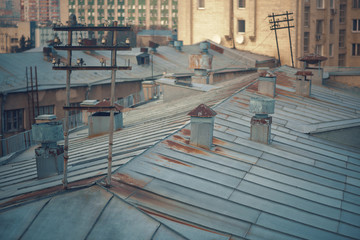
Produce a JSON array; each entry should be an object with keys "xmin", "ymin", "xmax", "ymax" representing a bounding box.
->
[
  {"xmin": 268, "ymin": 12, "xmax": 295, "ymax": 67},
  {"xmin": 53, "ymin": 17, "xmax": 132, "ymax": 189}
]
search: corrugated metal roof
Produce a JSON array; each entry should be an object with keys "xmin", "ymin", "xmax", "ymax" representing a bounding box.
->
[{"xmin": 105, "ymin": 66, "xmax": 360, "ymax": 239}]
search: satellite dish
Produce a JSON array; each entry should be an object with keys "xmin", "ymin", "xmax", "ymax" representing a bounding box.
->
[
  {"xmin": 236, "ymin": 35, "xmax": 244, "ymax": 44},
  {"xmin": 211, "ymin": 34, "xmax": 221, "ymax": 44}
]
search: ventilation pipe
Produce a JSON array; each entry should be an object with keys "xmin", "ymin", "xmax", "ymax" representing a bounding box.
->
[
  {"xmin": 249, "ymin": 97, "xmax": 275, "ymax": 144},
  {"xmin": 258, "ymin": 71, "xmax": 276, "ymax": 98},
  {"xmin": 32, "ymin": 115, "xmax": 64, "ymax": 179},
  {"xmin": 188, "ymin": 104, "xmax": 217, "ymax": 149},
  {"xmin": 174, "ymin": 40, "xmax": 183, "ymax": 51},
  {"xmin": 295, "ymin": 71, "xmax": 313, "ymax": 97}
]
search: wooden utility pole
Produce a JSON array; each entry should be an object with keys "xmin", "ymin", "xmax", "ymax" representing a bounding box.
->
[
  {"xmin": 53, "ymin": 20, "xmax": 132, "ymax": 189},
  {"xmin": 268, "ymin": 12, "xmax": 295, "ymax": 67}
]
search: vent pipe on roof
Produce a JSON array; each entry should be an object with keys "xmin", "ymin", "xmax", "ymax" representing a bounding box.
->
[
  {"xmin": 174, "ymin": 40, "xmax": 183, "ymax": 51},
  {"xmin": 188, "ymin": 104, "xmax": 217, "ymax": 149},
  {"xmin": 32, "ymin": 115, "xmax": 64, "ymax": 179},
  {"xmin": 249, "ymin": 97, "xmax": 275, "ymax": 145},
  {"xmin": 258, "ymin": 71, "xmax": 276, "ymax": 98},
  {"xmin": 295, "ymin": 71, "xmax": 313, "ymax": 97}
]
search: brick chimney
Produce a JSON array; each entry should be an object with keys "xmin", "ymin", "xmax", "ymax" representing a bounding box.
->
[
  {"xmin": 249, "ymin": 97, "xmax": 275, "ymax": 144},
  {"xmin": 188, "ymin": 104, "xmax": 217, "ymax": 149}
]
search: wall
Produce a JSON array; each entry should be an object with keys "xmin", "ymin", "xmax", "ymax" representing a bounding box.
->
[
  {"xmin": 329, "ymin": 74, "xmax": 360, "ymax": 87},
  {"xmin": 160, "ymin": 84, "xmax": 203, "ymax": 102},
  {"xmin": 0, "ymin": 81, "xmax": 142, "ymax": 139}
]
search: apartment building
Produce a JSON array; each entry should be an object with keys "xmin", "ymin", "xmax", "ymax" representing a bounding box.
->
[
  {"xmin": 178, "ymin": 0, "xmax": 360, "ymax": 68},
  {"xmin": 20, "ymin": 0, "xmax": 60, "ymax": 23},
  {"xmin": 67, "ymin": 0, "xmax": 178, "ymax": 30}
]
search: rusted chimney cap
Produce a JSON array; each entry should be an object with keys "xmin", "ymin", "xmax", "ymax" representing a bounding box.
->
[
  {"xmin": 86, "ymin": 100, "xmax": 124, "ymax": 112},
  {"xmin": 299, "ymin": 53, "xmax": 327, "ymax": 64},
  {"xmin": 295, "ymin": 71, "xmax": 313, "ymax": 76},
  {"xmin": 188, "ymin": 104, "xmax": 217, "ymax": 117}
]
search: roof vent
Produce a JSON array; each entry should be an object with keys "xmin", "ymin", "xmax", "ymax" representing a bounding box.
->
[
  {"xmin": 32, "ymin": 116, "xmax": 64, "ymax": 179},
  {"xmin": 258, "ymin": 71, "xmax": 276, "ymax": 98},
  {"xmin": 249, "ymin": 97, "xmax": 275, "ymax": 145},
  {"xmin": 199, "ymin": 42, "xmax": 210, "ymax": 53},
  {"xmin": 174, "ymin": 40, "xmax": 183, "ymax": 51},
  {"xmin": 149, "ymin": 41, "xmax": 159, "ymax": 53},
  {"xmin": 295, "ymin": 71, "xmax": 313, "ymax": 96},
  {"xmin": 188, "ymin": 104, "xmax": 217, "ymax": 149}
]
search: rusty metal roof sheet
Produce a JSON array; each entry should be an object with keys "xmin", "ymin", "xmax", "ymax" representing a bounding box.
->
[
  {"xmin": 107, "ymin": 66, "xmax": 360, "ymax": 239},
  {"xmin": 295, "ymin": 71, "xmax": 313, "ymax": 76},
  {"xmin": 299, "ymin": 53, "xmax": 328, "ymax": 64}
]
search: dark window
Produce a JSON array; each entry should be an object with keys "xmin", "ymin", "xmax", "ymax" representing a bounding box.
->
[
  {"xmin": 317, "ymin": 0, "xmax": 324, "ymax": 8},
  {"xmin": 338, "ymin": 53, "xmax": 345, "ymax": 66},
  {"xmin": 330, "ymin": 19, "xmax": 334, "ymax": 34},
  {"xmin": 198, "ymin": 0, "xmax": 204, "ymax": 8},
  {"xmin": 238, "ymin": 20, "xmax": 245, "ymax": 32},
  {"xmin": 36, "ymin": 105, "xmax": 55, "ymax": 117},
  {"xmin": 304, "ymin": 6, "xmax": 310, "ymax": 27},
  {"xmin": 238, "ymin": 0, "xmax": 245, "ymax": 8},
  {"xmin": 316, "ymin": 20, "xmax": 323, "ymax": 34},
  {"xmin": 352, "ymin": 43, "xmax": 360, "ymax": 56},
  {"xmin": 340, "ymin": 4, "xmax": 346, "ymax": 23},
  {"xmin": 353, "ymin": 0, "xmax": 360, "ymax": 8},
  {"xmin": 339, "ymin": 29, "xmax": 345, "ymax": 48},
  {"xmin": 329, "ymin": 43, "xmax": 333, "ymax": 57},
  {"xmin": 5, "ymin": 109, "xmax": 24, "ymax": 132},
  {"xmin": 353, "ymin": 19, "xmax": 360, "ymax": 31},
  {"xmin": 304, "ymin": 32, "xmax": 309, "ymax": 52}
]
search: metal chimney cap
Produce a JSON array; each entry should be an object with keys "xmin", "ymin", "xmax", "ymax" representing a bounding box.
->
[
  {"xmin": 249, "ymin": 97, "xmax": 275, "ymax": 115},
  {"xmin": 188, "ymin": 104, "xmax": 217, "ymax": 117}
]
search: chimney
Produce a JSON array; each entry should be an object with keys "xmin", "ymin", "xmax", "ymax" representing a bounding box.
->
[
  {"xmin": 187, "ymin": 104, "xmax": 217, "ymax": 149},
  {"xmin": 174, "ymin": 40, "xmax": 183, "ymax": 51},
  {"xmin": 295, "ymin": 71, "xmax": 313, "ymax": 97},
  {"xmin": 258, "ymin": 71, "xmax": 276, "ymax": 98},
  {"xmin": 249, "ymin": 97, "xmax": 275, "ymax": 144},
  {"xmin": 199, "ymin": 42, "xmax": 210, "ymax": 54},
  {"xmin": 189, "ymin": 43, "xmax": 213, "ymax": 84},
  {"xmin": 32, "ymin": 115, "xmax": 64, "ymax": 179}
]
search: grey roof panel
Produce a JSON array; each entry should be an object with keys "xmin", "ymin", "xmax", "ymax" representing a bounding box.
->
[
  {"xmin": 0, "ymin": 199, "xmax": 48, "ymax": 240},
  {"xmin": 246, "ymin": 225, "xmax": 302, "ymax": 240},
  {"xmin": 87, "ymin": 196, "xmax": 161, "ymax": 240},
  {"xmin": 152, "ymin": 225, "xmax": 188, "ymax": 240}
]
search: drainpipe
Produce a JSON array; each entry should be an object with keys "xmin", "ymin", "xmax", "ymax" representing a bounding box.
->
[
  {"xmin": 0, "ymin": 93, "xmax": 6, "ymax": 156},
  {"xmin": 230, "ymin": 0, "xmax": 235, "ymax": 48}
]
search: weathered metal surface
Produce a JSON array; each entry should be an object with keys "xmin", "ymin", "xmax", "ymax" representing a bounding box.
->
[
  {"xmin": 249, "ymin": 97, "xmax": 275, "ymax": 115},
  {"xmin": 52, "ymin": 66, "xmax": 132, "ymax": 71},
  {"xmin": 35, "ymin": 146, "xmax": 64, "ymax": 179},
  {"xmin": 190, "ymin": 116, "xmax": 215, "ymax": 149},
  {"xmin": 189, "ymin": 54, "xmax": 213, "ymax": 70},
  {"xmin": 32, "ymin": 121, "xmax": 64, "ymax": 143},
  {"xmin": 53, "ymin": 46, "xmax": 131, "ymax": 51},
  {"xmin": 188, "ymin": 104, "xmax": 217, "ymax": 117},
  {"xmin": 295, "ymin": 71, "xmax": 313, "ymax": 76},
  {"xmin": 299, "ymin": 53, "xmax": 328, "ymax": 64}
]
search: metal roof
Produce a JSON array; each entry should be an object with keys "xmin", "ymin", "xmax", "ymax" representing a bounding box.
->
[
  {"xmin": 1, "ymin": 65, "xmax": 359, "ymax": 239},
  {"xmin": 0, "ymin": 41, "xmax": 273, "ymax": 94},
  {"xmin": 105, "ymin": 66, "xmax": 360, "ymax": 239}
]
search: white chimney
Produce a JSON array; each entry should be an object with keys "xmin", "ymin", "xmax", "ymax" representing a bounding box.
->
[
  {"xmin": 249, "ymin": 97, "xmax": 275, "ymax": 144},
  {"xmin": 258, "ymin": 71, "xmax": 276, "ymax": 98},
  {"xmin": 187, "ymin": 104, "xmax": 217, "ymax": 149}
]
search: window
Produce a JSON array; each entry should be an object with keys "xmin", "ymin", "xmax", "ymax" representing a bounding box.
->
[
  {"xmin": 339, "ymin": 29, "xmax": 346, "ymax": 48},
  {"xmin": 352, "ymin": 43, "xmax": 360, "ymax": 56},
  {"xmin": 317, "ymin": 0, "xmax": 324, "ymax": 8},
  {"xmin": 330, "ymin": 19, "xmax": 334, "ymax": 34},
  {"xmin": 316, "ymin": 20, "xmax": 323, "ymax": 34},
  {"xmin": 238, "ymin": 0, "xmax": 245, "ymax": 8},
  {"xmin": 5, "ymin": 109, "xmax": 24, "ymax": 132},
  {"xmin": 304, "ymin": 6, "xmax": 310, "ymax": 27},
  {"xmin": 340, "ymin": 4, "xmax": 346, "ymax": 23},
  {"xmin": 353, "ymin": 0, "xmax": 360, "ymax": 8},
  {"xmin": 330, "ymin": 0, "xmax": 334, "ymax": 8},
  {"xmin": 198, "ymin": 0, "xmax": 205, "ymax": 9},
  {"xmin": 338, "ymin": 53, "xmax": 345, "ymax": 66},
  {"xmin": 304, "ymin": 32, "xmax": 309, "ymax": 52},
  {"xmin": 353, "ymin": 19, "xmax": 360, "ymax": 31},
  {"xmin": 238, "ymin": 20, "xmax": 245, "ymax": 33},
  {"xmin": 329, "ymin": 43, "xmax": 333, "ymax": 57},
  {"xmin": 36, "ymin": 105, "xmax": 55, "ymax": 117},
  {"xmin": 315, "ymin": 44, "xmax": 323, "ymax": 55}
]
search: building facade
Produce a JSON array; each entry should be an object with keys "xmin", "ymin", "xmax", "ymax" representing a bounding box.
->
[
  {"xmin": 178, "ymin": 0, "xmax": 360, "ymax": 68},
  {"xmin": 67, "ymin": 0, "xmax": 178, "ymax": 30},
  {"xmin": 0, "ymin": 21, "xmax": 35, "ymax": 53},
  {"xmin": 21, "ymin": 0, "xmax": 60, "ymax": 23}
]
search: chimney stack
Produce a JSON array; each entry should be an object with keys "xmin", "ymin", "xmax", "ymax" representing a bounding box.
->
[
  {"xmin": 188, "ymin": 104, "xmax": 217, "ymax": 149},
  {"xmin": 249, "ymin": 97, "xmax": 275, "ymax": 144},
  {"xmin": 258, "ymin": 71, "xmax": 276, "ymax": 98},
  {"xmin": 189, "ymin": 42, "xmax": 213, "ymax": 84},
  {"xmin": 32, "ymin": 115, "xmax": 64, "ymax": 179},
  {"xmin": 295, "ymin": 71, "xmax": 313, "ymax": 97},
  {"xmin": 174, "ymin": 40, "xmax": 183, "ymax": 51}
]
